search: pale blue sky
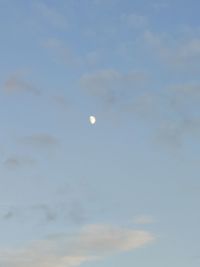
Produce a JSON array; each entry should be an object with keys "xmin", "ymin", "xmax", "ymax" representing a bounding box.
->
[{"xmin": 0, "ymin": 0, "xmax": 200, "ymax": 266}]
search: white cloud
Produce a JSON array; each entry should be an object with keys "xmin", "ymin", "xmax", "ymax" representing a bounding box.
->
[{"xmin": 0, "ymin": 224, "xmax": 155, "ymax": 267}]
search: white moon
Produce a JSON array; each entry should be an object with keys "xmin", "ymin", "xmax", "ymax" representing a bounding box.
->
[{"xmin": 89, "ymin": 115, "xmax": 96, "ymax": 125}]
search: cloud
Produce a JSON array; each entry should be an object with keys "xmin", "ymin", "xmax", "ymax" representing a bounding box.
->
[
  {"xmin": 42, "ymin": 38, "xmax": 80, "ymax": 66},
  {"xmin": 143, "ymin": 30, "xmax": 170, "ymax": 59},
  {"xmin": 80, "ymin": 66, "xmax": 200, "ymax": 148},
  {"xmin": 80, "ymin": 69, "xmax": 147, "ymax": 106},
  {"xmin": 0, "ymin": 224, "xmax": 154, "ymax": 267},
  {"xmin": 35, "ymin": 2, "xmax": 68, "ymax": 30},
  {"xmin": 0, "ymin": 205, "xmax": 17, "ymax": 221},
  {"xmin": 52, "ymin": 95, "xmax": 68, "ymax": 110},
  {"xmin": 155, "ymin": 118, "xmax": 200, "ymax": 149},
  {"xmin": 125, "ymin": 92, "xmax": 164, "ymax": 120},
  {"xmin": 43, "ymin": 38, "xmax": 100, "ymax": 68},
  {"xmin": 67, "ymin": 201, "xmax": 87, "ymax": 225},
  {"xmin": 156, "ymin": 121, "xmax": 183, "ymax": 149},
  {"xmin": 169, "ymin": 83, "xmax": 200, "ymax": 97},
  {"xmin": 85, "ymin": 51, "xmax": 100, "ymax": 66},
  {"xmin": 3, "ymin": 75, "xmax": 40, "ymax": 95},
  {"xmin": 152, "ymin": 1, "xmax": 169, "ymax": 10},
  {"xmin": 121, "ymin": 13, "xmax": 148, "ymax": 29},
  {"xmin": 32, "ymin": 202, "xmax": 86, "ymax": 225},
  {"xmin": 143, "ymin": 30, "xmax": 200, "ymax": 68},
  {"xmin": 3, "ymin": 156, "xmax": 36, "ymax": 169},
  {"xmin": 132, "ymin": 215, "xmax": 155, "ymax": 225},
  {"xmin": 0, "ymin": 201, "xmax": 87, "ymax": 226},
  {"xmin": 32, "ymin": 204, "xmax": 57, "ymax": 223},
  {"xmin": 1, "ymin": 210, "xmax": 15, "ymax": 221},
  {"xmin": 151, "ymin": 82, "xmax": 200, "ymax": 148},
  {"xmin": 20, "ymin": 134, "xmax": 59, "ymax": 148}
]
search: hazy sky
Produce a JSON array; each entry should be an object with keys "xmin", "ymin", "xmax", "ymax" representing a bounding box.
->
[{"xmin": 0, "ymin": 0, "xmax": 200, "ymax": 266}]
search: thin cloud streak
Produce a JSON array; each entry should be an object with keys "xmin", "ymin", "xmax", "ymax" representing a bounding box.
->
[
  {"xmin": 20, "ymin": 134, "xmax": 59, "ymax": 148},
  {"xmin": 34, "ymin": 1, "xmax": 68, "ymax": 30},
  {"xmin": 4, "ymin": 75, "xmax": 40, "ymax": 95},
  {"xmin": 3, "ymin": 156, "xmax": 36, "ymax": 169}
]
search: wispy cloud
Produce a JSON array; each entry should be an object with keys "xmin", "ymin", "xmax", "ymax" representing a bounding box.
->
[
  {"xmin": 143, "ymin": 30, "xmax": 200, "ymax": 68},
  {"xmin": 20, "ymin": 134, "xmax": 59, "ymax": 149},
  {"xmin": 52, "ymin": 95, "xmax": 69, "ymax": 110},
  {"xmin": 0, "ymin": 210, "xmax": 15, "ymax": 221},
  {"xmin": 3, "ymin": 75, "xmax": 40, "ymax": 95},
  {"xmin": 80, "ymin": 69, "xmax": 147, "ymax": 106},
  {"xmin": 156, "ymin": 118, "xmax": 200, "ymax": 149},
  {"xmin": 132, "ymin": 215, "xmax": 155, "ymax": 225},
  {"xmin": 42, "ymin": 38, "xmax": 81, "ymax": 66},
  {"xmin": 43, "ymin": 38, "xmax": 101, "ymax": 68},
  {"xmin": 169, "ymin": 83, "xmax": 200, "ymax": 98},
  {"xmin": 35, "ymin": 2, "xmax": 68, "ymax": 30},
  {"xmin": 0, "ymin": 224, "xmax": 155, "ymax": 267},
  {"xmin": 32, "ymin": 204, "xmax": 57, "ymax": 223},
  {"xmin": 121, "ymin": 13, "xmax": 148, "ymax": 29},
  {"xmin": 152, "ymin": 1, "xmax": 169, "ymax": 11},
  {"xmin": 3, "ymin": 156, "xmax": 36, "ymax": 169}
]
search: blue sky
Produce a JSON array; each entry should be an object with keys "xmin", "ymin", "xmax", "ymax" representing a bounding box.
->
[{"xmin": 0, "ymin": 0, "xmax": 200, "ymax": 266}]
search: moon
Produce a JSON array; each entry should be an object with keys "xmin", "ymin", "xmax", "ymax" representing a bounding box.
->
[{"xmin": 89, "ymin": 115, "xmax": 96, "ymax": 125}]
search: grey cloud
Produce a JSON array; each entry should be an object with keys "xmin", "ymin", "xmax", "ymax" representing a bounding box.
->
[
  {"xmin": 4, "ymin": 157, "xmax": 20, "ymax": 168},
  {"xmin": 32, "ymin": 204, "xmax": 57, "ymax": 223},
  {"xmin": 0, "ymin": 224, "xmax": 154, "ymax": 267},
  {"xmin": 143, "ymin": 30, "xmax": 170, "ymax": 59},
  {"xmin": 152, "ymin": 1, "xmax": 169, "ymax": 10},
  {"xmin": 156, "ymin": 83, "xmax": 200, "ymax": 148},
  {"xmin": 85, "ymin": 51, "xmax": 100, "ymax": 67},
  {"xmin": 43, "ymin": 38, "xmax": 101, "ymax": 68},
  {"xmin": 52, "ymin": 95, "xmax": 68, "ymax": 110},
  {"xmin": 155, "ymin": 118, "xmax": 200, "ymax": 149},
  {"xmin": 80, "ymin": 68, "xmax": 200, "ymax": 149},
  {"xmin": 68, "ymin": 201, "xmax": 87, "ymax": 225},
  {"xmin": 42, "ymin": 38, "xmax": 81, "ymax": 66},
  {"xmin": 4, "ymin": 75, "xmax": 40, "ymax": 95},
  {"xmin": 156, "ymin": 122, "xmax": 183, "ymax": 149},
  {"xmin": 1, "ymin": 210, "xmax": 15, "ymax": 221},
  {"xmin": 143, "ymin": 30, "xmax": 200, "ymax": 68},
  {"xmin": 125, "ymin": 92, "xmax": 164, "ymax": 120},
  {"xmin": 0, "ymin": 205, "xmax": 17, "ymax": 221},
  {"xmin": 20, "ymin": 134, "xmax": 59, "ymax": 148},
  {"xmin": 169, "ymin": 83, "xmax": 200, "ymax": 97},
  {"xmin": 132, "ymin": 215, "xmax": 155, "ymax": 225},
  {"xmin": 35, "ymin": 2, "xmax": 68, "ymax": 30},
  {"xmin": 80, "ymin": 69, "xmax": 147, "ymax": 106},
  {"xmin": 168, "ymin": 83, "xmax": 200, "ymax": 112},
  {"xmin": 0, "ymin": 204, "xmax": 58, "ymax": 224},
  {"xmin": 121, "ymin": 13, "xmax": 148, "ymax": 29},
  {"xmin": 125, "ymin": 83, "xmax": 200, "ymax": 149},
  {"xmin": 3, "ymin": 156, "xmax": 36, "ymax": 169},
  {"xmin": 1, "ymin": 200, "xmax": 87, "ymax": 226},
  {"xmin": 3, "ymin": 211, "xmax": 14, "ymax": 220}
]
